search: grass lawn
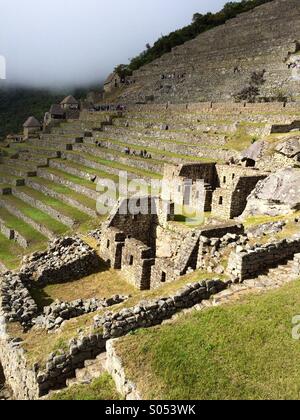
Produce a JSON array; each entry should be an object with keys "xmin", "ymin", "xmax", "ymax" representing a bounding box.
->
[
  {"xmin": 14, "ymin": 270, "xmax": 220, "ymax": 368},
  {"xmin": 97, "ymin": 137, "xmax": 214, "ymax": 164},
  {"xmin": 30, "ymin": 178, "xmax": 97, "ymax": 210},
  {"xmin": 75, "ymin": 151, "xmax": 163, "ymax": 179},
  {"xmin": 115, "ymin": 279, "xmax": 300, "ymax": 400},
  {"xmin": 31, "ymin": 265, "xmax": 136, "ymax": 308},
  {"xmin": 49, "ymin": 374, "xmax": 122, "ymax": 400}
]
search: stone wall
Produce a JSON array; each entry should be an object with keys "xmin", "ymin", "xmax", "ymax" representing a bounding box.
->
[
  {"xmin": 0, "ymin": 319, "xmax": 40, "ymax": 400},
  {"xmin": 121, "ymin": 238, "xmax": 155, "ymax": 290},
  {"xmin": 106, "ymin": 339, "xmax": 142, "ymax": 400},
  {"xmin": 292, "ymin": 253, "xmax": 300, "ymax": 277},
  {"xmin": 0, "ymin": 272, "xmax": 38, "ymax": 328},
  {"xmin": 95, "ymin": 278, "xmax": 227, "ymax": 338},
  {"xmin": 227, "ymin": 236, "xmax": 300, "ymax": 281},
  {"xmin": 20, "ymin": 237, "xmax": 102, "ymax": 287}
]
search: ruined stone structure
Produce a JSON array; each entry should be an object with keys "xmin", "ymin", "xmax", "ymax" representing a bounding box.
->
[
  {"xmin": 163, "ymin": 162, "xmax": 266, "ymax": 219},
  {"xmin": 103, "ymin": 72, "xmax": 122, "ymax": 95},
  {"xmin": 99, "ymin": 193, "xmax": 247, "ymax": 290},
  {"xmin": 114, "ymin": 0, "xmax": 300, "ymax": 103}
]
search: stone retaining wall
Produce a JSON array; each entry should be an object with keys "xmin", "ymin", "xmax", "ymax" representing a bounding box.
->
[
  {"xmin": 106, "ymin": 339, "xmax": 142, "ymax": 400},
  {"xmin": 12, "ymin": 189, "xmax": 75, "ymax": 228},
  {"xmin": 25, "ymin": 178, "xmax": 97, "ymax": 218},
  {"xmin": 292, "ymin": 253, "xmax": 300, "ymax": 277},
  {"xmin": 227, "ymin": 236, "xmax": 300, "ymax": 281},
  {"xmin": 95, "ymin": 278, "xmax": 227, "ymax": 339},
  {"xmin": 37, "ymin": 168, "xmax": 98, "ymax": 201},
  {"xmin": 0, "ymin": 199, "xmax": 54, "ymax": 239},
  {"xmin": 0, "ymin": 319, "xmax": 40, "ymax": 400}
]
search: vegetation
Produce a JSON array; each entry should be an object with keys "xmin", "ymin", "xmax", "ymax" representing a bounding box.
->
[
  {"xmin": 116, "ymin": 0, "xmax": 274, "ymax": 76},
  {"xmin": 116, "ymin": 279, "xmax": 300, "ymax": 400},
  {"xmin": 49, "ymin": 374, "xmax": 122, "ymax": 400},
  {"xmin": 0, "ymin": 87, "xmax": 64, "ymax": 140},
  {"xmin": 0, "ymin": 85, "xmax": 96, "ymax": 141}
]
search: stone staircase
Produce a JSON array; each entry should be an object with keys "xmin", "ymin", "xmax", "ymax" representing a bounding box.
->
[{"xmin": 65, "ymin": 353, "xmax": 107, "ymax": 388}]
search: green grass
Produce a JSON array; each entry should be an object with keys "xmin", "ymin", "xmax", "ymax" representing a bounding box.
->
[
  {"xmin": 116, "ymin": 279, "xmax": 300, "ymax": 400},
  {"xmin": 29, "ymin": 177, "xmax": 96, "ymax": 210},
  {"xmin": 94, "ymin": 137, "xmax": 214, "ymax": 164},
  {"xmin": 51, "ymin": 158, "xmax": 120, "ymax": 183},
  {"xmin": 49, "ymin": 374, "xmax": 122, "ymax": 400},
  {"xmin": 16, "ymin": 186, "xmax": 89, "ymax": 223},
  {"xmin": 0, "ymin": 207, "xmax": 47, "ymax": 245},
  {"xmin": 2, "ymin": 195, "xmax": 68, "ymax": 235},
  {"xmin": 82, "ymin": 142, "xmax": 168, "ymax": 166},
  {"xmin": 43, "ymin": 167, "xmax": 98, "ymax": 190},
  {"xmin": 69, "ymin": 151, "xmax": 163, "ymax": 179},
  {"xmin": 0, "ymin": 232, "xmax": 24, "ymax": 269}
]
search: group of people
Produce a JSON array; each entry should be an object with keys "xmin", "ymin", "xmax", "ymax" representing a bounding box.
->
[
  {"xmin": 93, "ymin": 104, "xmax": 127, "ymax": 112},
  {"xmin": 124, "ymin": 147, "xmax": 152, "ymax": 159}
]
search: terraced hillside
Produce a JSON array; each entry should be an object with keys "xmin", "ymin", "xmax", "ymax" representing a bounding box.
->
[
  {"xmin": 1, "ymin": 102, "xmax": 300, "ymax": 270},
  {"xmin": 117, "ymin": 0, "xmax": 300, "ymax": 103}
]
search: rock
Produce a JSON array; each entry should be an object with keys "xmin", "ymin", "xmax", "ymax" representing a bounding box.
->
[
  {"xmin": 242, "ymin": 168, "xmax": 300, "ymax": 217},
  {"xmin": 275, "ymin": 136, "xmax": 300, "ymax": 158},
  {"xmin": 241, "ymin": 141, "xmax": 267, "ymax": 164}
]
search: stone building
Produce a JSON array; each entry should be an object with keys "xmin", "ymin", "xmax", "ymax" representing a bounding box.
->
[
  {"xmin": 60, "ymin": 95, "xmax": 79, "ymax": 110},
  {"xmin": 99, "ymin": 196, "xmax": 173, "ymax": 290},
  {"xmin": 99, "ymin": 194, "xmax": 245, "ymax": 290},
  {"xmin": 23, "ymin": 116, "xmax": 41, "ymax": 139},
  {"xmin": 103, "ymin": 72, "xmax": 121, "ymax": 95},
  {"xmin": 162, "ymin": 163, "xmax": 217, "ymax": 212},
  {"xmin": 211, "ymin": 165, "xmax": 267, "ymax": 219},
  {"xmin": 162, "ymin": 162, "xmax": 267, "ymax": 220}
]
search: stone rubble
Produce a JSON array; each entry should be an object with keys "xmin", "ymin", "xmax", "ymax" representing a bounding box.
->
[
  {"xmin": 20, "ymin": 236, "xmax": 102, "ymax": 286},
  {"xmin": 0, "ymin": 272, "xmax": 38, "ymax": 328}
]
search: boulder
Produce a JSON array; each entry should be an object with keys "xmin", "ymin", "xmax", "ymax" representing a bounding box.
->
[
  {"xmin": 275, "ymin": 136, "xmax": 300, "ymax": 159},
  {"xmin": 241, "ymin": 141, "xmax": 267, "ymax": 164},
  {"xmin": 242, "ymin": 168, "xmax": 300, "ymax": 217}
]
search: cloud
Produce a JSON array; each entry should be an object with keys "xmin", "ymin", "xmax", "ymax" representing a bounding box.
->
[{"xmin": 0, "ymin": 0, "xmax": 226, "ymax": 88}]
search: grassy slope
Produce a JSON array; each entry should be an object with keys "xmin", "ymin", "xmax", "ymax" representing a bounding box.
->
[
  {"xmin": 49, "ymin": 374, "xmax": 122, "ymax": 401},
  {"xmin": 116, "ymin": 279, "xmax": 300, "ymax": 400}
]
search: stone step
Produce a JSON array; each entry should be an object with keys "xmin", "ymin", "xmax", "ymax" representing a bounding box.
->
[
  {"xmin": 66, "ymin": 353, "xmax": 107, "ymax": 388},
  {"xmin": 0, "ymin": 173, "xmax": 25, "ymax": 187},
  {"xmin": 64, "ymin": 150, "xmax": 162, "ymax": 180},
  {"xmin": 0, "ymin": 207, "xmax": 47, "ymax": 249},
  {"xmin": 73, "ymin": 143, "xmax": 165, "ymax": 174},
  {"xmin": 11, "ymin": 143, "xmax": 61, "ymax": 159}
]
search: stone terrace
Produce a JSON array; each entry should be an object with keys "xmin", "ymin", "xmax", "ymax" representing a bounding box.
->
[
  {"xmin": 0, "ymin": 102, "xmax": 300, "ymax": 269},
  {"xmin": 118, "ymin": 0, "xmax": 300, "ymax": 103}
]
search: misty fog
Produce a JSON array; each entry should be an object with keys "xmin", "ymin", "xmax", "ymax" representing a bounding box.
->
[{"xmin": 0, "ymin": 0, "xmax": 226, "ymax": 89}]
